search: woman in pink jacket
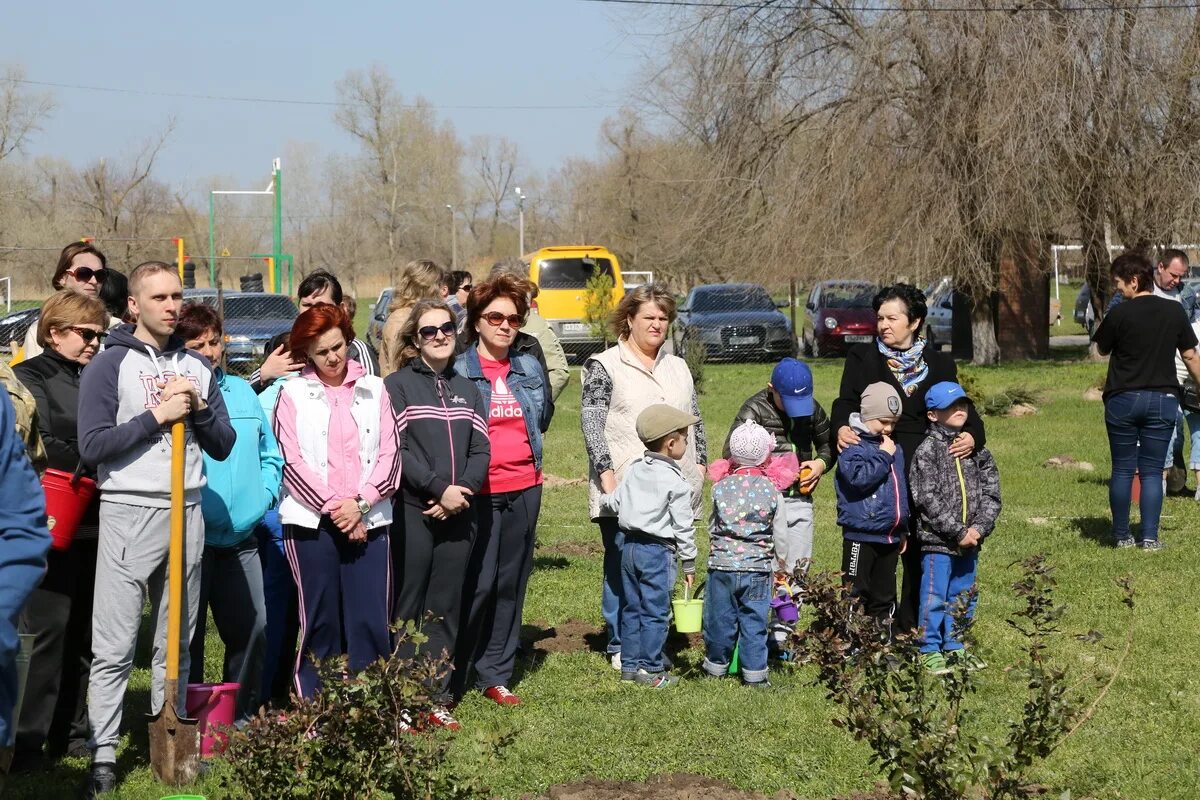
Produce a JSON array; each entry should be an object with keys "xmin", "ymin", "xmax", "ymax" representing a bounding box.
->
[{"xmin": 272, "ymin": 305, "xmax": 401, "ymax": 697}]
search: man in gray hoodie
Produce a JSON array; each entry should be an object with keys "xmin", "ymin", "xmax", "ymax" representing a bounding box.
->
[{"xmin": 77, "ymin": 262, "xmax": 234, "ymax": 796}]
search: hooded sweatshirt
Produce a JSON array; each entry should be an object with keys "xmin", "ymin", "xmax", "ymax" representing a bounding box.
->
[
  {"xmin": 77, "ymin": 324, "xmax": 235, "ymax": 507},
  {"xmin": 835, "ymin": 413, "xmax": 909, "ymax": 544}
]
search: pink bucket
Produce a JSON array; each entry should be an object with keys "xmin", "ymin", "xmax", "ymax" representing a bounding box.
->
[{"xmin": 185, "ymin": 682, "xmax": 239, "ymax": 757}]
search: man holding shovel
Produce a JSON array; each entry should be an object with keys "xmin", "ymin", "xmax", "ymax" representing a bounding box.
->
[{"xmin": 78, "ymin": 262, "xmax": 234, "ymax": 796}]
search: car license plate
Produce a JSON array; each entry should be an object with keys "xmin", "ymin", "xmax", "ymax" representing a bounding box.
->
[
  {"xmin": 561, "ymin": 322, "xmax": 590, "ymax": 335},
  {"xmin": 729, "ymin": 336, "xmax": 759, "ymax": 346},
  {"xmin": 845, "ymin": 335, "xmax": 873, "ymax": 343}
]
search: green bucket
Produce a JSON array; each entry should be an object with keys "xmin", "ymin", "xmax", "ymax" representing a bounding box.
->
[
  {"xmin": 671, "ymin": 582, "xmax": 704, "ymax": 633},
  {"xmin": 728, "ymin": 641, "xmax": 740, "ymax": 675}
]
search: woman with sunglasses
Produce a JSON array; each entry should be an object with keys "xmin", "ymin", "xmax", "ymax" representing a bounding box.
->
[
  {"xmin": 448, "ymin": 274, "xmax": 551, "ymax": 706},
  {"xmin": 384, "ymin": 300, "xmax": 489, "ymax": 729},
  {"xmin": 11, "ymin": 290, "xmax": 108, "ymax": 768},
  {"xmin": 22, "ymin": 242, "xmax": 118, "ymax": 360},
  {"xmin": 273, "ymin": 304, "xmax": 401, "ymax": 698}
]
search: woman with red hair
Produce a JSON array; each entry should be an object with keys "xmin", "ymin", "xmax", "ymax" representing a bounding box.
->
[{"xmin": 272, "ymin": 305, "xmax": 401, "ymax": 698}]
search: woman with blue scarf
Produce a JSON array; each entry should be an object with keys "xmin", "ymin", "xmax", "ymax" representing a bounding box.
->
[{"xmin": 831, "ymin": 283, "xmax": 986, "ymax": 634}]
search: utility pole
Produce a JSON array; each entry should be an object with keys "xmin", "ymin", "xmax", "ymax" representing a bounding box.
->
[
  {"xmin": 515, "ymin": 186, "xmax": 526, "ymax": 257},
  {"xmin": 446, "ymin": 204, "xmax": 457, "ymax": 269}
]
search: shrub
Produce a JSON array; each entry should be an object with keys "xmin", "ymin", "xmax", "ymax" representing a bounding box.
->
[
  {"xmin": 217, "ymin": 625, "xmax": 510, "ymax": 800},
  {"xmin": 583, "ymin": 272, "xmax": 615, "ymax": 347},
  {"xmin": 681, "ymin": 325, "xmax": 707, "ymax": 394},
  {"xmin": 791, "ymin": 556, "xmax": 1130, "ymax": 800}
]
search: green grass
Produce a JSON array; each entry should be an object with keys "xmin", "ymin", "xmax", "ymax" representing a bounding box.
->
[{"xmin": 9, "ymin": 345, "xmax": 1199, "ymax": 799}]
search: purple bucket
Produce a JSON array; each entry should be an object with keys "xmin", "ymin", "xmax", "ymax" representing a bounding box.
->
[{"xmin": 771, "ymin": 593, "xmax": 799, "ymax": 624}]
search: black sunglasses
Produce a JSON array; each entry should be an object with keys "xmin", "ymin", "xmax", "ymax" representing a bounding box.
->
[
  {"xmin": 65, "ymin": 266, "xmax": 109, "ymax": 283},
  {"xmin": 65, "ymin": 326, "xmax": 107, "ymax": 344},
  {"xmin": 480, "ymin": 311, "xmax": 525, "ymax": 328},
  {"xmin": 459, "ymin": 284, "xmax": 473, "ymax": 292},
  {"xmin": 418, "ymin": 321, "xmax": 457, "ymax": 341}
]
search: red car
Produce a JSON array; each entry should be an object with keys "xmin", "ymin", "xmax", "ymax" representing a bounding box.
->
[{"xmin": 800, "ymin": 280, "xmax": 877, "ymax": 357}]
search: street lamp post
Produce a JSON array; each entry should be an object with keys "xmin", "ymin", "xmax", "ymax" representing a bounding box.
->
[
  {"xmin": 446, "ymin": 204, "xmax": 457, "ymax": 269},
  {"xmin": 514, "ymin": 186, "xmax": 526, "ymax": 257}
]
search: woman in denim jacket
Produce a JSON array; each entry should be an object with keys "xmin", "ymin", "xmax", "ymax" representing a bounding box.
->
[{"xmin": 451, "ymin": 273, "xmax": 553, "ymax": 705}]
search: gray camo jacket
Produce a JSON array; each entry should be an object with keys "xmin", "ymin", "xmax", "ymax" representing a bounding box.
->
[{"xmin": 910, "ymin": 425, "xmax": 1001, "ymax": 555}]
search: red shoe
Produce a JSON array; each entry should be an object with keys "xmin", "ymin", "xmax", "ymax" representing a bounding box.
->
[
  {"xmin": 427, "ymin": 707, "xmax": 461, "ymax": 730},
  {"xmin": 483, "ymin": 686, "xmax": 521, "ymax": 706}
]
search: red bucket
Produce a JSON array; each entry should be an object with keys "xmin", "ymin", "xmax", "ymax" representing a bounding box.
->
[
  {"xmin": 186, "ymin": 682, "xmax": 240, "ymax": 757},
  {"xmin": 41, "ymin": 469, "xmax": 97, "ymax": 551}
]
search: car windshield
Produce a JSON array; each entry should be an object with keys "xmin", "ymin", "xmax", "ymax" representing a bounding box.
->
[
  {"xmin": 821, "ymin": 284, "xmax": 875, "ymax": 309},
  {"xmin": 194, "ymin": 295, "xmax": 298, "ymax": 320},
  {"xmin": 693, "ymin": 286, "xmax": 775, "ymax": 313},
  {"xmin": 537, "ymin": 257, "xmax": 614, "ymax": 290}
]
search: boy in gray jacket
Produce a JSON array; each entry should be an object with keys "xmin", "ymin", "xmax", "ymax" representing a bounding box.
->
[
  {"xmin": 601, "ymin": 404, "xmax": 698, "ymax": 688},
  {"xmin": 909, "ymin": 382, "xmax": 1001, "ymax": 675}
]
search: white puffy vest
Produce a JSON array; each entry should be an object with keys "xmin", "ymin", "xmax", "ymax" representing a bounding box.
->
[{"xmin": 277, "ymin": 374, "xmax": 394, "ymax": 530}]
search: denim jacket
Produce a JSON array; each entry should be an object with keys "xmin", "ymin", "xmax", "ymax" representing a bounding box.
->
[{"xmin": 454, "ymin": 346, "xmax": 552, "ymax": 469}]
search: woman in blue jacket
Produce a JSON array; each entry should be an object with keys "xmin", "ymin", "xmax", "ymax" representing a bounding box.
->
[
  {"xmin": 450, "ymin": 274, "xmax": 552, "ymax": 706},
  {"xmin": 178, "ymin": 303, "xmax": 283, "ymax": 723}
]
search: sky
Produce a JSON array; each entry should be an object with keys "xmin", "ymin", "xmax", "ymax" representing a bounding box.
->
[{"xmin": 6, "ymin": 0, "xmax": 662, "ymax": 193}]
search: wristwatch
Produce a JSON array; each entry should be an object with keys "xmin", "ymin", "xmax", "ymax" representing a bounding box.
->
[{"xmin": 355, "ymin": 496, "xmax": 371, "ymax": 516}]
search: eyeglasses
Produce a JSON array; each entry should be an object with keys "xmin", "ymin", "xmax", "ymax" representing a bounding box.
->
[
  {"xmin": 418, "ymin": 321, "xmax": 458, "ymax": 341},
  {"xmin": 65, "ymin": 267, "xmax": 109, "ymax": 284},
  {"xmin": 480, "ymin": 312, "xmax": 525, "ymax": 328},
  {"xmin": 459, "ymin": 285, "xmax": 473, "ymax": 293},
  {"xmin": 65, "ymin": 326, "xmax": 107, "ymax": 344}
]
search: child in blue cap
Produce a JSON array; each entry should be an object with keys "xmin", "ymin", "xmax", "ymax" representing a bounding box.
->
[{"xmin": 909, "ymin": 381, "xmax": 1001, "ymax": 674}]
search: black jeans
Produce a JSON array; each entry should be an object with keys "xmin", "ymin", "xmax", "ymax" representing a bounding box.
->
[
  {"xmin": 452, "ymin": 486, "xmax": 542, "ymax": 697},
  {"xmin": 841, "ymin": 538, "xmax": 900, "ymax": 633},
  {"xmin": 16, "ymin": 538, "xmax": 97, "ymax": 758}
]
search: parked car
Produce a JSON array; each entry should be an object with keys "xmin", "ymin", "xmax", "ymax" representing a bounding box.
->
[
  {"xmin": 924, "ymin": 277, "xmax": 953, "ymax": 351},
  {"xmin": 0, "ymin": 307, "xmax": 41, "ymax": 352},
  {"xmin": 183, "ymin": 289, "xmax": 298, "ymax": 372},
  {"xmin": 528, "ymin": 245, "xmax": 626, "ymax": 362},
  {"xmin": 368, "ymin": 288, "xmax": 392, "ymax": 350},
  {"xmin": 1073, "ymin": 284, "xmax": 1096, "ymax": 336},
  {"xmin": 800, "ymin": 280, "xmax": 877, "ymax": 357},
  {"xmin": 674, "ymin": 283, "xmax": 796, "ymax": 362}
]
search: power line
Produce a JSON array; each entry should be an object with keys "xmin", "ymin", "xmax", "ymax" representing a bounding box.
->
[
  {"xmin": 581, "ymin": 0, "xmax": 1200, "ymax": 12},
  {"xmin": 10, "ymin": 78, "xmax": 620, "ymax": 112}
]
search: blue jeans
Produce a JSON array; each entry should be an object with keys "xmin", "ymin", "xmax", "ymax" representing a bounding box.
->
[
  {"xmin": 1105, "ymin": 390, "xmax": 1179, "ymax": 543},
  {"xmin": 701, "ymin": 570, "xmax": 771, "ymax": 683},
  {"xmin": 1167, "ymin": 409, "xmax": 1200, "ymax": 470},
  {"xmin": 917, "ymin": 551, "xmax": 978, "ymax": 654},
  {"xmin": 598, "ymin": 518, "xmax": 623, "ymax": 655},
  {"xmin": 618, "ymin": 537, "xmax": 676, "ymax": 675}
]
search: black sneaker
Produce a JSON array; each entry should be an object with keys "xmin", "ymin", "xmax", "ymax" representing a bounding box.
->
[
  {"xmin": 744, "ymin": 679, "xmax": 772, "ymax": 688},
  {"xmin": 85, "ymin": 762, "xmax": 117, "ymax": 797},
  {"xmin": 1139, "ymin": 539, "xmax": 1164, "ymax": 552},
  {"xmin": 1114, "ymin": 536, "xmax": 1136, "ymax": 549}
]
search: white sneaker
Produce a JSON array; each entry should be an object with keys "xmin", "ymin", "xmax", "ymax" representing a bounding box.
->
[{"xmin": 610, "ymin": 652, "xmax": 622, "ymax": 670}]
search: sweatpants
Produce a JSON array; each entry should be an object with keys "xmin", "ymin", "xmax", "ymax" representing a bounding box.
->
[
  {"xmin": 841, "ymin": 538, "xmax": 900, "ymax": 636},
  {"xmin": 187, "ymin": 533, "xmax": 267, "ymax": 722},
  {"xmin": 452, "ymin": 485, "xmax": 542, "ymax": 697},
  {"xmin": 393, "ymin": 503, "xmax": 474, "ymax": 704},
  {"xmin": 917, "ymin": 551, "xmax": 979, "ymax": 654},
  {"xmin": 256, "ymin": 510, "xmax": 299, "ymax": 705},
  {"xmin": 16, "ymin": 538, "xmax": 96, "ymax": 759},
  {"xmin": 283, "ymin": 521, "xmax": 391, "ymax": 699},
  {"xmin": 89, "ymin": 501, "xmax": 204, "ymax": 765},
  {"xmin": 896, "ymin": 533, "xmax": 923, "ymax": 633},
  {"xmin": 771, "ymin": 496, "xmax": 814, "ymax": 647}
]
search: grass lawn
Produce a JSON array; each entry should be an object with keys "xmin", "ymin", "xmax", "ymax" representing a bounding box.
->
[{"xmin": 8, "ymin": 335, "xmax": 1198, "ymax": 798}]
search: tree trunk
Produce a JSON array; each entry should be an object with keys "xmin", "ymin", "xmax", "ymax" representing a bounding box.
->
[{"xmin": 970, "ymin": 298, "xmax": 999, "ymax": 365}]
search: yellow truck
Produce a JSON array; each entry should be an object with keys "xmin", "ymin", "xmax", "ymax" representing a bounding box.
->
[{"xmin": 526, "ymin": 245, "xmax": 625, "ymax": 360}]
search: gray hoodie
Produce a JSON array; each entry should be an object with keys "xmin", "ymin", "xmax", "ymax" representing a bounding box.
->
[{"xmin": 78, "ymin": 324, "xmax": 235, "ymax": 507}]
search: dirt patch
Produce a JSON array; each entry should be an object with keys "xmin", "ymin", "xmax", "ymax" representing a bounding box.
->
[
  {"xmin": 1044, "ymin": 455, "xmax": 1095, "ymax": 472},
  {"xmin": 540, "ymin": 540, "xmax": 603, "ymax": 558},
  {"xmin": 521, "ymin": 620, "xmax": 606, "ymax": 655},
  {"xmin": 532, "ymin": 773, "xmax": 802, "ymax": 800},
  {"xmin": 544, "ymin": 473, "xmax": 587, "ymax": 489}
]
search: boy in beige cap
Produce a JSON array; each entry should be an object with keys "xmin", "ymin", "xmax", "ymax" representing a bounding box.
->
[
  {"xmin": 600, "ymin": 403, "xmax": 699, "ymax": 688},
  {"xmin": 834, "ymin": 382, "xmax": 909, "ymax": 638}
]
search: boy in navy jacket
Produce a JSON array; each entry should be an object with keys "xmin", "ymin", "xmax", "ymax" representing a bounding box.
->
[{"xmin": 835, "ymin": 382, "xmax": 909, "ymax": 635}]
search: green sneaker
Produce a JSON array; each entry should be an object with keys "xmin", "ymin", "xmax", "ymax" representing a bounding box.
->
[
  {"xmin": 947, "ymin": 649, "xmax": 987, "ymax": 671},
  {"xmin": 920, "ymin": 651, "xmax": 951, "ymax": 675}
]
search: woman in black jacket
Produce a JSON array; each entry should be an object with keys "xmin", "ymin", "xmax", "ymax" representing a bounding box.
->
[
  {"xmin": 11, "ymin": 290, "xmax": 107, "ymax": 768},
  {"xmin": 384, "ymin": 299, "xmax": 490, "ymax": 729},
  {"xmin": 831, "ymin": 283, "xmax": 986, "ymax": 634}
]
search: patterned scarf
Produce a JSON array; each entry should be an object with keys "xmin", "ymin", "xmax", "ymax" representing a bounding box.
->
[{"xmin": 877, "ymin": 336, "xmax": 929, "ymax": 396}]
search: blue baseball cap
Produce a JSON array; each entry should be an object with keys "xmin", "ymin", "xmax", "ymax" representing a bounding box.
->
[
  {"xmin": 925, "ymin": 381, "xmax": 968, "ymax": 410},
  {"xmin": 770, "ymin": 358, "xmax": 814, "ymax": 417}
]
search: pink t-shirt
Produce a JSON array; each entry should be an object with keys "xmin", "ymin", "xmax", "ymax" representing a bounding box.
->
[{"xmin": 480, "ymin": 356, "xmax": 541, "ymax": 494}]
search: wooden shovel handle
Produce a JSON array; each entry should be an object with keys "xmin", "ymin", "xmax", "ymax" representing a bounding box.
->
[{"xmin": 165, "ymin": 422, "xmax": 185, "ymax": 684}]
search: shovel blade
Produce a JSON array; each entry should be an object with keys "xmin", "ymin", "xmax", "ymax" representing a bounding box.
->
[{"xmin": 147, "ymin": 702, "xmax": 200, "ymax": 786}]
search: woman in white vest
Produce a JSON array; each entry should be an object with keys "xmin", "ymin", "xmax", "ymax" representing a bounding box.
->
[
  {"xmin": 272, "ymin": 305, "xmax": 402, "ymax": 698},
  {"xmin": 581, "ymin": 284, "xmax": 707, "ymax": 670}
]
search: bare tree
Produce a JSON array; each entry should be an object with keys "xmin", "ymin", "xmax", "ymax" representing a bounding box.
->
[{"xmin": 0, "ymin": 66, "xmax": 54, "ymax": 165}]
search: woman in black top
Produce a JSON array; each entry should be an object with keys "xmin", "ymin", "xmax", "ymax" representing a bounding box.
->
[
  {"xmin": 11, "ymin": 290, "xmax": 107, "ymax": 767},
  {"xmin": 1094, "ymin": 253, "xmax": 1200, "ymax": 550},
  {"xmin": 831, "ymin": 283, "xmax": 986, "ymax": 633}
]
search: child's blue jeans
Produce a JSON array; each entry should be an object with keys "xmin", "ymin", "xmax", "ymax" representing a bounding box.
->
[
  {"xmin": 701, "ymin": 570, "xmax": 771, "ymax": 683},
  {"xmin": 917, "ymin": 550, "xmax": 978, "ymax": 654},
  {"xmin": 619, "ymin": 536, "xmax": 676, "ymax": 676}
]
